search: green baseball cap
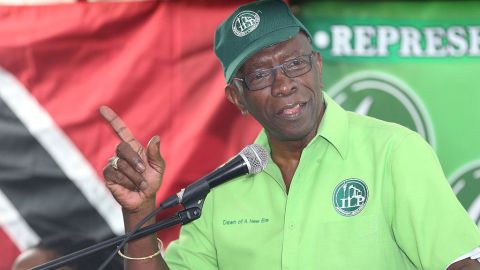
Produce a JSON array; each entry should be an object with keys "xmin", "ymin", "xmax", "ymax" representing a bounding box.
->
[{"xmin": 214, "ymin": 0, "xmax": 312, "ymax": 83}]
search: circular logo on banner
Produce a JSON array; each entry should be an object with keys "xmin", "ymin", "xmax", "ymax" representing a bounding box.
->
[
  {"xmin": 328, "ymin": 71, "xmax": 436, "ymax": 149},
  {"xmin": 232, "ymin": 10, "xmax": 260, "ymax": 37},
  {"xmin": 333, "ymin": 178, "xmax": 369, "ymax": 216},
  {"xmin": 449, "ymin": 160, "xmax": 480, "ymax": 226}
]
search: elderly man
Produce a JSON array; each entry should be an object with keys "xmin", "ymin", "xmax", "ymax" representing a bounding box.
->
[{"xmin": 101, "ymin": 0, "xmax": 480, "ymax": 269}]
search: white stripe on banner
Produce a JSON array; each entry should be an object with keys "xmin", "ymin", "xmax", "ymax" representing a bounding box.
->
[
  {"xmin": 0, "ymin": 67, "xmax": 124, "ymax": 236},
  {"xmin": 0, "ymin": 189, "xmax": 40, "ymax": 251}
]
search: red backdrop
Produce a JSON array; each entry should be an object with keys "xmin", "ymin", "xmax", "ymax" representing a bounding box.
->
[{"xmin": 0, "ymin": 1, "xmax": 260, "ymax": 269}]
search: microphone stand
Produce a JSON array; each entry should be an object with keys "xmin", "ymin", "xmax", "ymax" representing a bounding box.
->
[{"xmin": 31, "ymin": 196, "xmax": 205, "ymax": 270}]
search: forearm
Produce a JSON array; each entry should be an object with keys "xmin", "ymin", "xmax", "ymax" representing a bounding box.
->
[
  {"xmin": 448, "ymin": 258, "xmax": 480, "ymax": 270},
  {"xmin": 457, "ymin": 265, "xmax": 480, "ymax": 270},
  {"xmin": 122, "ymin": 199, "xmax": 169, "ymax": 270},
  {"xmin": 457, "ymin": 264, "xmax": 480, "ymax": 270}
]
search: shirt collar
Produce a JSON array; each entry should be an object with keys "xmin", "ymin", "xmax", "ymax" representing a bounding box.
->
[
  {"xmin": 315, "ymin": 93, "xmax": 349, "ymax": 159},
  {"xmin": 253, "ymin": 92, "xmax": 349, "ymax": 159}
]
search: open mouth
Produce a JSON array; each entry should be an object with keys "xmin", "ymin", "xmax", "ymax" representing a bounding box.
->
[{"xmin": 276, "ymin": 101, "xmax": 307, "ymax": 119}]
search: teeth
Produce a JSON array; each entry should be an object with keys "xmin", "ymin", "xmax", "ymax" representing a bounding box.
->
[{"xmin": 282, "ymin": 104, "xmax": 300, "ymax": 115}]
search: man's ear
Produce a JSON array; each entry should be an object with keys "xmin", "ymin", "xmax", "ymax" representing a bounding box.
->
[
  {"xmin": 313, "ymin": 51, "xmax": 324, "ymax": 89},
  {"xmin": 225, "ymin": 81, "xmax": 248, "ymax": 114},
  {"xmin": 314, "ymin": 51, "xmax": 323, "ymax": 72}
]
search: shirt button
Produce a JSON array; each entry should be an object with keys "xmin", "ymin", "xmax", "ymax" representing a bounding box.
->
[{"xmin": 289, "ymin": 224, "xmax": 294, "ymax": 230}]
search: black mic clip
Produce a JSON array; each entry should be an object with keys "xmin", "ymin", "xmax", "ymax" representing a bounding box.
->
[
  {"xmin": 160, "ymin": 175, "xmax": 210, "ymax": 211},
  {"xmin": 163, "ymin": 181, "xmax": 208, "ymax": 226},
  {"xmin": 177, "ymin": 206, "xmax": 202, "ymax": 225},
  {"xmin": 176, "ymin": 180, "xmax": 209, "ymax": 225}
]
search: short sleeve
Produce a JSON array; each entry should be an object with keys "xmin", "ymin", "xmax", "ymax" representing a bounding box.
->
[
  {"xmin": 390, "ymin": 132, "xmax": 480, "ymax": 270},
  {"xmin": 164, "ymin": 192, "xmax": 218, "ymax": 270}
]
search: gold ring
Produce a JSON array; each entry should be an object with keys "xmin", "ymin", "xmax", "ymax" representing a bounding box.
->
[{"xmin": 109, "ymin": 156, "xmax": 120, "ymax": 170}]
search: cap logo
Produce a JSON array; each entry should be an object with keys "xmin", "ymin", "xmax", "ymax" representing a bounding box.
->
[
  {"xmin": 232, "ymin": 10, "xmax": 260, "ymax": 37},
  {"xmin": 333, "ymin": 178, "xmax": 369, "ymax": 216}
]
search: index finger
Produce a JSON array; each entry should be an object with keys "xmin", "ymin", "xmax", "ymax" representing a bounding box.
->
[{"xmin": 99, "ymin": 105, "xmax": 143, "ymax": 151}]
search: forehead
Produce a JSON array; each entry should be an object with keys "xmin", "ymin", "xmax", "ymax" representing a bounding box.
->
[{"xmin": 241, "ymin": 33, "xmax": 312, "ymax": 71}]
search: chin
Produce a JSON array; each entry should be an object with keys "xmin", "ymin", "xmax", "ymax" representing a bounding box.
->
[
  {"xmin": 282, "ymin": 133, "xmax": 312, "ymax": 142},
  {"xmin": 274, "ymin": 126, "xmax": 317, "ymax": 142}
]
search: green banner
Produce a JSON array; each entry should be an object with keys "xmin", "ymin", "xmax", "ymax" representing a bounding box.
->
[{"xmin": 298, "ymin": 1, "xmax": 480, "ymax": 224}]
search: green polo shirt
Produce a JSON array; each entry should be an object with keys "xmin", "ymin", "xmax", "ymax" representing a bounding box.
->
[{"xmin": 165, "ymin": 94, "xmax": 480, "ymax": 270}]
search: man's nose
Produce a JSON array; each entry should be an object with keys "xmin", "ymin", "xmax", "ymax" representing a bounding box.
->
[{"xmin": 270, "ymin": 68, "xmax": 297, "ymax": 97}]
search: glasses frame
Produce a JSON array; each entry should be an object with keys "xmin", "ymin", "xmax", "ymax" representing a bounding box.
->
[{"xmin": 232, "ymin": 52, "xmax": 315, "ymax": 91}]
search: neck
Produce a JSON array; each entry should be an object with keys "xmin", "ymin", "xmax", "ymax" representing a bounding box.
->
[
  {"xmin": 268, "ymin": 134, "xmax": 312, "ymax": 162},
  {"xmin": 267, "ymin": 114, "xmax": 323, "ymax": 192},
  {"xmin": 265, "ymin": 95, "xmax": 326, "ymax": 192}
]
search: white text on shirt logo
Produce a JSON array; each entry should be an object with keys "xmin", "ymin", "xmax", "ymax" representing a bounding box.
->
[{"xmin": 333, "ymin": 178, "xmax": 369, "ymax": 216}]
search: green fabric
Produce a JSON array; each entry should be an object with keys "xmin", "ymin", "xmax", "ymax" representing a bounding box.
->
[
  {"xmin": 214, "ymin": 0, "xmax": 311, "ymax": 83},
  {"xmin": 165, "ymin": 94, "xmax": 480, "ymax": 269}
]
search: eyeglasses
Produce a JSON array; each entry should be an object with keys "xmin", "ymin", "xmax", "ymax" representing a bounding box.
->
[{"xmin": 233, "ymin": 52, "xmax": 314, "ymax": 91}]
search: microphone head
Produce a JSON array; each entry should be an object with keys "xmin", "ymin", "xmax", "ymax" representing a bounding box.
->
[{"xmin": 240, "ymin": 144, "xmax": 269, "ymax": 174}]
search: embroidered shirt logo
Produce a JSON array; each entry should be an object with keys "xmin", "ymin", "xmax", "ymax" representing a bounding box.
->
[
  {"xmin": 333, "ymin": 178, "xmax": 369, "ymax": 216},
  {"xmin": 232, "ymin": 10, "xmax": 260, "ymax": 37}
]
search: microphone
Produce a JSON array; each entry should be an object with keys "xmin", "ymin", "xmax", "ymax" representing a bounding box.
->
[{"xmin": 160, "ymin": 144, "xmax": 269, "ymax": 209}]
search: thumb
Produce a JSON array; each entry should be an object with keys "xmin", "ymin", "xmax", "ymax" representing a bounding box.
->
[{"xmin": 146, "ymin": 135, "xmax": 164, "ymax": 173}]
